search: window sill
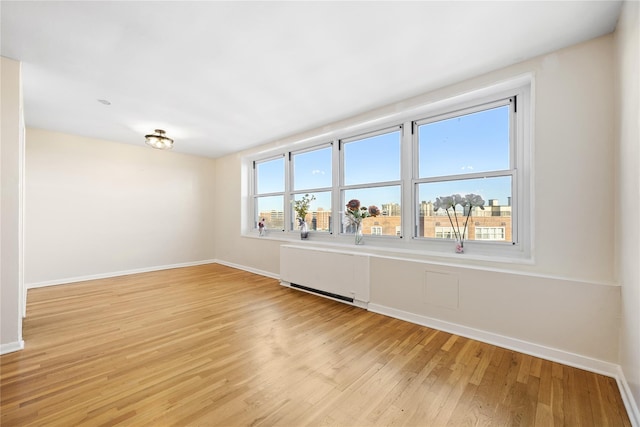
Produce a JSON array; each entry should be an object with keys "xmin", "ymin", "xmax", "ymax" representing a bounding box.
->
[{"xmin": 243, "ymin": 230, "xmax": 533, "ymax": 266}]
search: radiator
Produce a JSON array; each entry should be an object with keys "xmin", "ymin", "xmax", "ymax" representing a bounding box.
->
[{"xmin": 280, "ymin": 244, "xmax": 370, "ymax": 308}]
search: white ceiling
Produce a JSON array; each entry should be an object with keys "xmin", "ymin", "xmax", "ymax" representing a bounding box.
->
[{"xmin": 1, "ymin": 1, "xmax": 622, "ymax": 159}]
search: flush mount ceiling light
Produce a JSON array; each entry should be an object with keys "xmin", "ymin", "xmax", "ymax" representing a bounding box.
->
[{"xmin": 144, "ymin": 129, "xmax": 173, "ymax": 150}]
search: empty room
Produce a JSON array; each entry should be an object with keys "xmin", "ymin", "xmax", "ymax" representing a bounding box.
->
[{"xmin": 1, "ymin": 1, "xmax": 638, "ymax": 426}]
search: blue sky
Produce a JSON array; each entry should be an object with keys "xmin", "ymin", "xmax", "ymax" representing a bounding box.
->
[{"xmin": 256, "ymin": 105, "xmax": 511, "ymax": 213}]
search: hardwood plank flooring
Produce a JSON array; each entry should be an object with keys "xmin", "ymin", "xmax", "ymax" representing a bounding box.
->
[{"xmin": 0, "ymin": 264, "xmax": 631, "ymax": 426}]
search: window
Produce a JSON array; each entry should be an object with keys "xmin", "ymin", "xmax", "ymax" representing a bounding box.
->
[
  {"xmin": 415, "ymin": 99, "xmax": 516, "ymax": 244},
  {"xmin": 341, "ymin": 127, "xmax": 402, "ymax": 237},
  {"xmin": 254, "ymin": 157, "xmax": 285, "ymax": 230},
  {"xmin": 248, "ymin": 78, "xmax": 530, "ymax": 259},
  {"xmin": 291, "ymin": 146, "xmax": 333, "ymax": 232}
]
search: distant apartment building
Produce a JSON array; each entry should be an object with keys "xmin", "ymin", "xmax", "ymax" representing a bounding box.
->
[
  {"xmin": 258, "ymin": 210, "xmax": 284, "ymax": 230},
  {"xmin": 381, "ymin": 202, "xmax": 401, "ymax": 217},
  {"xmin": 259, "ymin": 199, "xmax": 512, "ymax": 242},
  {"xmin": 416, "ymin": 199, "xmax": 512, "ymax": 241}
]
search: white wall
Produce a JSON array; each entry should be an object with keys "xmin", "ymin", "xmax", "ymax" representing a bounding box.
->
[
  {"xmin": 616, "ymin": 0, "xmax": 640, "ymax": 421},
  {"xmin": 215, "ymin": 35, "xmax": 622, "ymax": 367},
  {"xmin": 369, "ymin": 257, "xmax": 620, "ymax": 364},
  {"xmin": 25, "ymin": 129, "xmax": 217, "ymax": 286},
  {"xmin": 214, "ymin": 151, "xmax": 281, "ymax": 276},
  {"xmin": 1, "ymin": 56, "xmax": 25, "ymax": 354}
]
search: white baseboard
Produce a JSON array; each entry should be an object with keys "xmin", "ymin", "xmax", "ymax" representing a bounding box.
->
[
  {"xmin": 0, "ymin": 340, "xmax": 24, "ymax": 355},
  {"xmin": 368, "ymin": 303, "xmax": 640, "ymax": 425},
  {"xmin": 214, "ymin": 259, "xmax": 279, "ymax": 280},
  {"xmin": 616, "ymin": 366, "xmax": 640, "ymax": 427},
  {"xmin": 368, "ymin": 303, "xmax": 620, "ymax": 378},
  {"xmin": 26, "ymin": 259, "xmax": 217, "ymax": 289}
]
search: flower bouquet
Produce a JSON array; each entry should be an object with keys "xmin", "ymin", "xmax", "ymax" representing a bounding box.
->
[
  {"xmin": 433, "ymin": 193, "xmax": 485, "ymax": 253},
  {"xmin": 292, "ymin": 193, "xmax": 315, "ymax": 239},
  {"xmin": 344, "ymin": 199, "xmax": 380, "ymax": 245}
]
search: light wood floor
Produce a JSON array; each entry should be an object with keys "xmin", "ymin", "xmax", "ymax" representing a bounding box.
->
[{"xmin": 0, "ymin": 264, "xmax": 631, "ymax": 426}]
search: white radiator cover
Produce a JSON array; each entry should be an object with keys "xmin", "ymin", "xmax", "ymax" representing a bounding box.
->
[{"xmin": 280, "ymin": 245, "xmax": 370, "ymax": 308}]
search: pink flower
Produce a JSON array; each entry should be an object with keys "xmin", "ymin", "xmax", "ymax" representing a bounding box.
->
[{"xmin": 368, "ymin": 205, "xmax": 380, "ymax": 217}]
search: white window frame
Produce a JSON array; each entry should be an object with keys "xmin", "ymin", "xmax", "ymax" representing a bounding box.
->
[
  {"xmin": 245, "ymin": 76, "xmax": 532, "ymax": 262},
  {"xmin": 339, "ymin": 126, "xmax": 403, "ymax": 238},
  {"xmin": 289, "ymin": 143, "xmax": 334, "ymax": 233},
  {"xmin": 413, "ymin": 97, "xmax": 517, "ymax": 243},
  {"xmin": 252, "ymin": 155, "xmax": 286, "ymax": 231}
]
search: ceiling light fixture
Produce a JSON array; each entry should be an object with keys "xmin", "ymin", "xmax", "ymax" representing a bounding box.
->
[{"xmin": 144, "ymin": 129, "xmax": 174, "ymax": 150}]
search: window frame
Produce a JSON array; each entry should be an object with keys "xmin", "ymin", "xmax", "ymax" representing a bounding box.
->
[
  {"xmin": 246, "ymin": 77, "xmax": 532, "ymax": 261},
  {"xmin": 412, "ymin": 97, "xmax": 517, "ymax": 244},
  {"xmin": 289, "ymin": 143, "xmax": 334, "ymax": 233},
  {"xmin": 339, "ymin": 125, "xmax": 403, "ymax": 239},
  {"xmin": 252, "ymin": 155, "xmax": 286, "ymax": 231}
]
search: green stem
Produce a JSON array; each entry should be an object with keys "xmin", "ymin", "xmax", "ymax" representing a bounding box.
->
[
  {"xmin": 445, "ymin": 209, "xmax": 461, "ymax": 241},
  {"xmin": 453, "ymin": 207, "xmax": 462, "ymax": 241},
  {"xmin": 462, "ymin": 204, "xmax": 472, "ymax": 242}
]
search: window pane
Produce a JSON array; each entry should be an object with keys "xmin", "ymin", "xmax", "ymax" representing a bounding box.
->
[
  {"xmin": 417, "ymin": 176, "xmax": 512, "ymax": 241},
  {"xmin": 475, "ymin": 227, "xmax": 506, "ymax": 241},
  {"xmin": 344, "ymin": 130, "xmax": 401, "ymax": 185},
  {"xmin": 256, "ymin": 157, "xmax": 284, "ymax": 194},
  {"xmin": 293, "ymin": 146, "xmax": 332, "ymax": 190},
  {"xmin": 255, "ymin": 195, "xmax": 284, "ymax": 229},
  {"xmin": 291, "ymin": 191, "xmax": 332, "ymax": 233},
  {"xmin": 434, "ymin": 227, "xmax": 469, "ymax": 239},
  {"xmin": 418, "ymin": 105, "xmax": 510, "ymax": 178},
  {"xmin": 343, "ymin": 186, "xmax": 401, "ymax": 237}
]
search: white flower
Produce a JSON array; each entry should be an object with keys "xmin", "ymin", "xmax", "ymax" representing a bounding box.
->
[
  {"xmin": 465, "ymin": 193, "xmax": 485, "ymax": 209},
  {"xmin": 434, "ymin": 196, "xmax": 454, "ymax": 211},
  {"xmin": 433, "ymin": 192, "xmax": 487, "ymax": 246}
]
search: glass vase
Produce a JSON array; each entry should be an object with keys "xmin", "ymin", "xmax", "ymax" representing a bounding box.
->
[
  {"xmin": 455, "ymin": 240, "xmax": 464, "ymax": 253},
  {"xmin": 300, "ymin": 220, "xmax": 309, "ymax": 240},
  {"xmin": 355, "ymin": 222, "xmax": 364, "ymax": 245}
]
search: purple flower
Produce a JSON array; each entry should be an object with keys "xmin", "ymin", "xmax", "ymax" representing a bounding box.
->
[{"xmin": 346, "ymin": 199, "xmax": 360, "ymax": 211}]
